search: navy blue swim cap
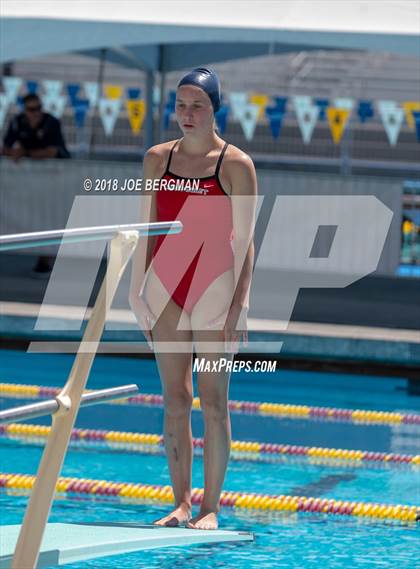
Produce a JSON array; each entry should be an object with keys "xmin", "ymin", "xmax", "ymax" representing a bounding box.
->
[{"xmin": 177, "ymin": 67, "xmax": 221, "ymax": 113}]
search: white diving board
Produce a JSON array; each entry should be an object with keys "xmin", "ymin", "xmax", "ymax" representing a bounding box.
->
[{"xmin": 0, "ymin": 522, "xmax": 254, "ymax": 568}]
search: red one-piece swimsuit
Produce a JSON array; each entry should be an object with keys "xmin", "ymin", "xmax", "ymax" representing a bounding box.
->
[{"xmin": 151, "ymin": 140, "xmax": 234, "ymax": 314}]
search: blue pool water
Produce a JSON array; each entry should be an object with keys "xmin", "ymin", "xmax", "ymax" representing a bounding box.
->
[
  {"xmin": 1, "ymin": 350, "xmax": 419, "ymax": 415},
  {"xmin": 1, "ymin": 441, "xmax": 419, "ymax": 569},
  {"xmin": 1, "ymin": 350, "xmax": 419, "ymax": 567}
]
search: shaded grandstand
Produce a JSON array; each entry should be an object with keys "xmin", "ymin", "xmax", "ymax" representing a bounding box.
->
[{"xmin": 2, "ymin": 49, "xmax": 419, "ymax": 177}]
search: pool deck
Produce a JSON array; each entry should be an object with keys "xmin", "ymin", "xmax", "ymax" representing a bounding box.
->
[
  {"xmin": 1, "ymin": 254, "xmax": 420, "ymax": 330},
  {"xmin": 1, "ymin": 300, "xmax": 419, "ymax": 342},
  {"xmin": 0, "ymin": 253, "xmax": 419, "ymax": 367},
  {"xmin": 1, "ymin": 301, "xmax": 419, "ymax": 368}
]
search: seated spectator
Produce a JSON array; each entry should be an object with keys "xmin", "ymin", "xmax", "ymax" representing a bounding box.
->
[
  {"xmin": 2, "ymin": 93, "xmax": 70, "ymax": 276},
  {"xmin": 3, "ymin": 93, "xmax": 70, "ymax": 161}
]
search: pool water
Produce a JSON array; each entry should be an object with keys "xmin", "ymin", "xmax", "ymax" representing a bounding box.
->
[
  {"xmin": 1, "ymin": 350, "xmax": 419, "ymax": 567},
  {"xmin": 1, "ymin": 442, "xmax": 419, "ymax": 506},
  {"xmin": 1, "ymin": 441, "xmax": 419, "ymax": 569},
  {"xmin": 1, "ymin": 491, "xmax": 418, "ymax": 569}
]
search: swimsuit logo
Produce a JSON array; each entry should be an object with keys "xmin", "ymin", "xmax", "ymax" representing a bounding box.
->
[{"xmin": 159, "ymin": 178, "xmax": 209, "ymax": 195}]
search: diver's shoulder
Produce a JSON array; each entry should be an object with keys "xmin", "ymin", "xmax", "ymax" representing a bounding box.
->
[
  {"xmin": 224, "ymin": 143, "xmax": 255, "ymax": 174},
  {"xmin": 143, "ymin": 140, "xmax": 178, "ymax": 172}
]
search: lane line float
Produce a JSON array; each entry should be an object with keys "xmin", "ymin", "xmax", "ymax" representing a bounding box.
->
[
  {"xmin": 1, "ymin": 422, "xmax": 419, "ymax": 467},
  {"xmin": 1, "ymin": 472, "xmax": 418, "ymax": 522},
  {"xmin": 1, "ymin": 382, "xmax": 419, "ymax": 426}
]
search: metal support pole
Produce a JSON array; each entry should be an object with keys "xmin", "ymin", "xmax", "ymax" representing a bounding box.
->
[
  {"xmin": 11, "ymin": 230, "xmax": 139, "ymax": 569},
  {"xmin": 158, "ymin": 45, "xmax": 166, "ymax": 143},
  {"xmin": 89, "ymin": 48, "xmax": 107, "ymax": 158},
  {"xmin": 144, "ymin": 68, "xmax": 155, "ymax": 151}
]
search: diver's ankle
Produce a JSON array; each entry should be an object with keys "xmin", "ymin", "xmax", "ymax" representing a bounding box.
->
[{"xmin": 176, "ymin": 501, "xmax": 192, "ymax": 512}]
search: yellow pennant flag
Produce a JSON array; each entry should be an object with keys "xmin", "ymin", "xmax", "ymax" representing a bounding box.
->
[
  {"xmin": 250, "ymin": 93, "xmax": 269, "ymax": 120},
  {"xmin": 104, "ymin": 84, "xmax": 123, "ymax": 100},
  {"xmin": 402, "ymin": 101, "xmax": 420, "ymax": 129},
  {"xmin": 327, "ymin": 108, "xmax": 351, "ymax": 144},
  {"xmin": 126, "ymin": 99, "xmax": 146, "ymax": 135}
]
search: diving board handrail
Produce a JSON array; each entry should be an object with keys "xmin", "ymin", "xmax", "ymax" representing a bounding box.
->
[
  {"xmin": 0, "ymin": 384, "xmax": 139, "ymax": 424},
  {"xmin": 0, "ymin": 221, "xmax": 182, "ymax": 251},
  {"xmin": 8, "ymin": 222, "xmax": 180, "ymax": 569}
]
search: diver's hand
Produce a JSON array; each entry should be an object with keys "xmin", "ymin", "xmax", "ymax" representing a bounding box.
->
[
  {"xmin": 223, "ymin": 303, "xmax": 248, "ymax": 354},
  {"xmin": 129, "ymin": 293, "xmax": 155, "ymax": 350}
]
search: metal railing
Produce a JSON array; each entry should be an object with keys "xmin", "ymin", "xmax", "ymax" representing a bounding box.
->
[
  {"xmin": 0, "ymin": 384, "xmax": 139, "ymax": 424},
  {"xmin": 0, "ymin": 221, "xmax": 181, "ymax": 251}
]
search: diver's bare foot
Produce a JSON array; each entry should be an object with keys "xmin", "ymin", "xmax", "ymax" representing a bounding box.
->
[
  {"xmin": 187, "ymin": 510, "xmax": 218, "ymax": 530},
  {"xmin": 153, "ymin": 503, "xmax": 191, "ymax": 527}
]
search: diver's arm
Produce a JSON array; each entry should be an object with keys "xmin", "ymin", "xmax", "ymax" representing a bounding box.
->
[
  {"xmin": 128, "ymin": 150, "xmax": 160, "ymax": 300},
  {"xmin": 230, "ymin": 152, "xmax": 257, "ymax": 311}
]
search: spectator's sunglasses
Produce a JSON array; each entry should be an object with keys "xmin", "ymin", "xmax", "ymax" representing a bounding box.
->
[{"xmin": 25, "ymin": 104, "xmax": 41, "ymax": 112}]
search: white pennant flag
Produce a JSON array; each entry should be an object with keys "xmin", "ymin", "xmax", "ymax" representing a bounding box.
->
[
  {"xmin": 0, "ymin": 94, "xmax": 10, "ymax": 129},
  {"xmin": 334, "ymin": 97, "xmax": 354, "ymax": 112},
  {"xmin": 238, "ymin": 104, "xmax": 259, "ymax": 141},
  {"xmin": 378, "ymin": 100, "xmax": 404, "ymax": 146},
  {"xmin": 43, "ymin": 80, "xmax": 63, "ymax": 97},
  {"xmin": 42, "ymin": 94, "xmax": 67, "ymax": 119},
  {"xmin": 293, "ymin": 96, "xmax": 319, "ymax": 144},
  {"xmin": 84, "ymin": 82, "xmax": 100, "ymax": 108},
  {"xmin": 229, "ymin": 92, "xmax": 248, "ymax": 121},
  {"xmin": 293, "ymin": 95, "xmax": 312, "ymax": 110},
  {"xmin": 153, "ymin": 86, "xmax": 161, "ymax": 107},
  {"xmin": 2, "ymin": 76, "xmax": 23, "ymax": 105},
  {"xmin": 99, "ymin": 98, "xmax": 121, "ymax": 135},
  {"xmin": 377, "ymin": 100, "xmax": 398, "ymax": 112}
]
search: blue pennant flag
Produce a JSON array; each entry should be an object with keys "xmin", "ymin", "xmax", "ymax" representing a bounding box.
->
[
  {"xmin": 127, "ymin": 88, "xmax": 141, "ymax": 100},
  {"xmin": 314, "ymin": 98, "xmax": 329, "ymax": 121},
  {"xmin": 358, "ymin": 100, "xmax": 374, "ymax": 123},
  {"xmin": 272, "ymin": 96, "xmax": 288, "ymax": 114},
  {"xmin": 74, "ymin": 99, "xmax": 90, "ymax": 128},
  {"xmin": 413, "ymin": 111, "xmax": 420, "ymax": 142},
  {"xmin": 266, "ymin": 109, "xmax": 284, "ymax": 140},
  {"xmin": 26, "ymin": 81, "xmax": 38, "ymax": 94},
  {"xmin": 215, "ymin": 106, "xmax": 229, "ymax": 134},
  {"xmin": 163, "ymin": 106, "xmax": 172, "ymax": 130},
  {"xmin": 67, "ymin": 84, "xmax": 81, "ymax": 105},
  {"xmin": 167, "ymin": 91, "xmax": 176, "ymax": 112}
]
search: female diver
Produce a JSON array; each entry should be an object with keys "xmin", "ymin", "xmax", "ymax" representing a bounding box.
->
[{"xmin": 129, "ymin": 67, "xmax": 257, "ymax": 530}]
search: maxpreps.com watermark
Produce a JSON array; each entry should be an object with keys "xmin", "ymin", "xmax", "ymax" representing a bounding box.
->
[
  {"xmin": 83, "ymin": 178, "xmax": 204, "ymax": 193},
  {"xmin": 193, "ymin": 358, "xmax": 277, "ymax": 373}
]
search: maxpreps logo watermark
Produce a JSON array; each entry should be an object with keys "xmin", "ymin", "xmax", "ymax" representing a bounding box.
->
[
  {"xmin": 31, "ymin": 194, "xmax": 394, "ymax": 354},
  {"xmin": 193, "ymin": 358, "xmax": 277, "ymax": 373}
]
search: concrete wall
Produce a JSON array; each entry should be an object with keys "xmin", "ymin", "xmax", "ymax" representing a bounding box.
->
[{"xmin": 0, "ymin": 159, "xmax": 403, "ymax": 275}]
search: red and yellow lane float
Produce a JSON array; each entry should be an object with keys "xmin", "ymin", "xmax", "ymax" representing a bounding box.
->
[
  {"xmin": 1, "ymin": 472, "xmax": 418, "ymax": 523},
  {"xmin": 1, "ymin": 382, "xmax": 419, "ymax": 426},
  {"xmin": 1, "ymin": 423, "xmax": 419, "ymax": 467}
]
